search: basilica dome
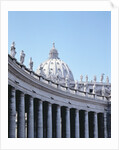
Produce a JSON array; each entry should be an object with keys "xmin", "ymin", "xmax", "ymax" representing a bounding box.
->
[{"xmin": 36, "ymin": 43, "xmax": 74, "ymax": 82}]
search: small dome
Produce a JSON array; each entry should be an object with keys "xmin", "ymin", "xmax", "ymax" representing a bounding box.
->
[{"xmin": 36, "ymin": 43, "xmax": 74, "ymax": 82}]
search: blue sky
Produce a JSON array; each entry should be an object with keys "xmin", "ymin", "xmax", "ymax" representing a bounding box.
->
[{"xmin": 8, "ymin": 11, "xmax": 111, "ymax": 82}]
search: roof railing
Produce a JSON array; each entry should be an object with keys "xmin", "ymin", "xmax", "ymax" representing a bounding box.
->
[{"xmin": 8, "ymin": 54, "xmax": 111, "ymax": 101}]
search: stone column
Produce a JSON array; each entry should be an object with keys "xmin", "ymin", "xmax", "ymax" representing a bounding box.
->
[
  {"xmin": 66, "ymin": 107, "xmax": 70, "ymax": 138},
  {"xmin": 36, "ymin": 100, "xmax": 43, "ymax": 138},
  {"xmin": 17, "ymin": 91, "xmax": 25, "ymax": 138},
  {"xmin": 94, "ymin": 112, "xmax": 98, "ymax": 138},
  {"xmin": 56, "ymin": 105, "xmax": 61, "ymax": 138},
  {"xmin": 47, "ymin": 103, "xmax": 52, "ymax": 138},
  {"xmin": 8, "ymin": 86, "xmax": 16, "ymax": 138},
  {"xmin": 75, "ymin": 109, "xmax": 79, "ymax": 138},
  {"xmin": 104, "ymin": 112, "xmax": 107, "ymax": 138},
  {"xmin": 27, "ymin": 96, "xmax": 34, "ymax": 138},
  {"xmin": 84, "ymin": 110, "xmax": 89, "ymax": 138}
]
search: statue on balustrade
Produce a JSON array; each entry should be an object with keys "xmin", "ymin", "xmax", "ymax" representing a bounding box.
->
[
  {"xmin": 80, "ymin": 75, "xmax": 83, "ymax": 82},
  {"xmin": 29, "ymin": 57, "xmax": 33, "ymax": 71},
  {"xmin": 106, "ymin": 76, "xmax": 109, "ymax": 83},
  {"xmin": 85, "ymin": 75, "xmax": 88, "ymax": 82},
  {"xmin": 100, "ymin": 73, "xmax": 104, "ymax": 82},
  {"xmin": 20, "ymin": 50, "xmax": 25, "ymax": 64},
  {"xmin": 10, "ymin": 41, "xmax": 16, "ymax": 58},
  {"xmin": 94, "ymin": 75, "xmax": 97, "ymax": 82}
]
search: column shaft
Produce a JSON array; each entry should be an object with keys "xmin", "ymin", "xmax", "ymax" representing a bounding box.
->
[
  {"xmin": 66, "ymin": 108, "xmax": 70, "ymax": 138},
  {"xmin": 17, "ymin": 91, "xmax": 25, "ymax": 138},
  {"xmin": 56, "ymin": 105, "xmax": 61, "ymax": 138},
  {"xmin": 104, "ymin": 112, "xmax": 107, "ymax": 138},
  {"xmin": 75, "ymin": 109, "xmax": 79, "ymax": 138},
  {"xmin": 36, "ymin": 100, "xmax": 43, "ymax": 138},
  {"xmin": 94, "ymin": 112, "xmax": 98, "ymax": 138},
  {"xmin": 84, "ymin": 111, "xmax": 89, "ymax": 138},
  {"xmin": 47, "ymin": 103, "xmax": 52, "ymax": 138},
  {"xmin": 27, "ymin": 96, "xmax": 34, "ymax": 138},
  {"xmin": 8, "ymin": 86, "xmax": 16, "ymax": 138}
]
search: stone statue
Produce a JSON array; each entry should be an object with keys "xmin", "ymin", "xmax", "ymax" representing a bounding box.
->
[
  {"xmin": 20, "ymin": 50, "xmax": 25, "ymax": 64},
  {"xmin": 100, "ymin": 73, "xmax": 104, "ymax": 82},
  {"xmin": 80, "ymin": 75, "xmax": 83, "ymax": 82},
  {"xmin": 10, "ymin": 41, "xmax": 16, "ymax": 58},
  {"xmin": 94, "ymin": 75, "xmax": 97, "ymax": 82},
  {"xmin": 86, "ymin": 75, "xmax": 88, "ymax": 82},
  {"xmin": 29, "ymin": 57, "xmax": 33, "ymax": 71},
  {"xmin": 106, "ymin": 76, "xmax": 109, "ymax": 83}
]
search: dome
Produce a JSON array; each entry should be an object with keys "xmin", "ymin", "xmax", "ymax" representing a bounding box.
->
[{"xmin": 36, "ymin": 43, "xmax": 74, "ymax": 82}]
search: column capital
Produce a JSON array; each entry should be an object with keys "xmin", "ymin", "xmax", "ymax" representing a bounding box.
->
[
  {"xmin": 18, "ymin": 90, "xmax": 24, "ymax": 96},
  {"xmin": 94, "ymin": 112, "xmax": 98, "ymax": 115},
  {"xmin": 85, "ymin": 110, "xmax": 89, "ymax": 113},
  {"xmin": 48, "ymin": 102, "xmax": 52, "ymax": 106},
  {"xmin": 75, "ymin": 109, "xmax": 79, "ymax": 113},
  {"xmin": 38, "ymin": 99, "xmax": 43, "ymax": 104}
]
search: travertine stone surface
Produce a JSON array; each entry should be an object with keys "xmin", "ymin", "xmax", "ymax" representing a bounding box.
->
[
  {"xmin": 104, "ymin": 112, "xmax": 107, "ymax": 138},
  {"xmin": 65, "ymin": 107, "xmax": 70, "ymax": 138},
  {"xmin": 8, "ymin": 86, "xmax": 16, "ymax": 138},
  {"xmin": 47, "ymin": 103, "xmax": 52, "ymax": 138},
  {"xmin": 27, "ymin": 96, "xmax": 34, "ymax": 138},
  {"xmin": 56, "ymin": 105, "xmax": 61, "ymax": 138},
  {"xmin": 17, "ymin": 91, "xmax": 25, "ymax": 138},
  {"xmin": 36, "ymin": 100, "xmax": 43, "ymax": 138},
  {"xmin": 75, "ymin": 109, "xmax": 79, "ymax": 138},
  {"xmin": 84, "ymin": 111, "xmax": 89, "ymax": 138},
  {"xmin": 94, "ymin": 112, "xmax": 98, "ymax": 138}
]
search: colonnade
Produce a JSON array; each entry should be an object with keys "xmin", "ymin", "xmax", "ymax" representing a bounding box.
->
[{"xmin": 8, "ymin": 85, "xmax": 108, "ymax": 138}]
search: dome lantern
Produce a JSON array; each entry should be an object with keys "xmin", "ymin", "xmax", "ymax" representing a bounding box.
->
[{"xmin": 49, "ymin": 42, "xmax": 59, "ymax": 59}]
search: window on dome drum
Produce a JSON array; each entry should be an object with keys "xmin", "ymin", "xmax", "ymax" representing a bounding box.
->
[
  {"xmin": 57, "ymin": 62, "xmax": 59, "ymax": 65},
  {"xmin": 89, "ymin": 89, "xmax": 93, "ymax": 93},
  {"xmin": 51, "ymin": 62, "xmax": 53, "ymax": 64}
]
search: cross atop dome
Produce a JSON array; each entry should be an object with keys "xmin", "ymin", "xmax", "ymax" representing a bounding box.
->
[{"xmin": 53, "ymin": 42, "xmax": 55, "ymax": 49}]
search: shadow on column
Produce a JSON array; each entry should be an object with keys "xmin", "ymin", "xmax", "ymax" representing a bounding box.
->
[
  {"xmin": 98, "ymin": 113, "xmax": 104, "ymax": 138},
  {"xmin": 70, "ymin": 108, "xmax": 75, "ymax": 138},
  {"xmin": 52, "ymin": 104, "xmax": 57, "ymax": 138},
  {"xmin": 89, "ymin": 112, "xmax": 94, "ymax": 138},
  {"xmin": 79, "ymin": 110, "xmax": 85, "ymax": 138},
  {"xmin": 43, "ymin": 101, "xmax": 47, "ymax": 138}
]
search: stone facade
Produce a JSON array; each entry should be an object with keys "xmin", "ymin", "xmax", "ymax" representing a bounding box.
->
[{"xmin": 8, "ymin": 43, "xmax": 111, "ymax": 138}]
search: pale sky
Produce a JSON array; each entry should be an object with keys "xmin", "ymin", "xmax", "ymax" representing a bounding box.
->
[{"xmin": 8, "ymin": 11, "xmax": 111, "ymax": 82}]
